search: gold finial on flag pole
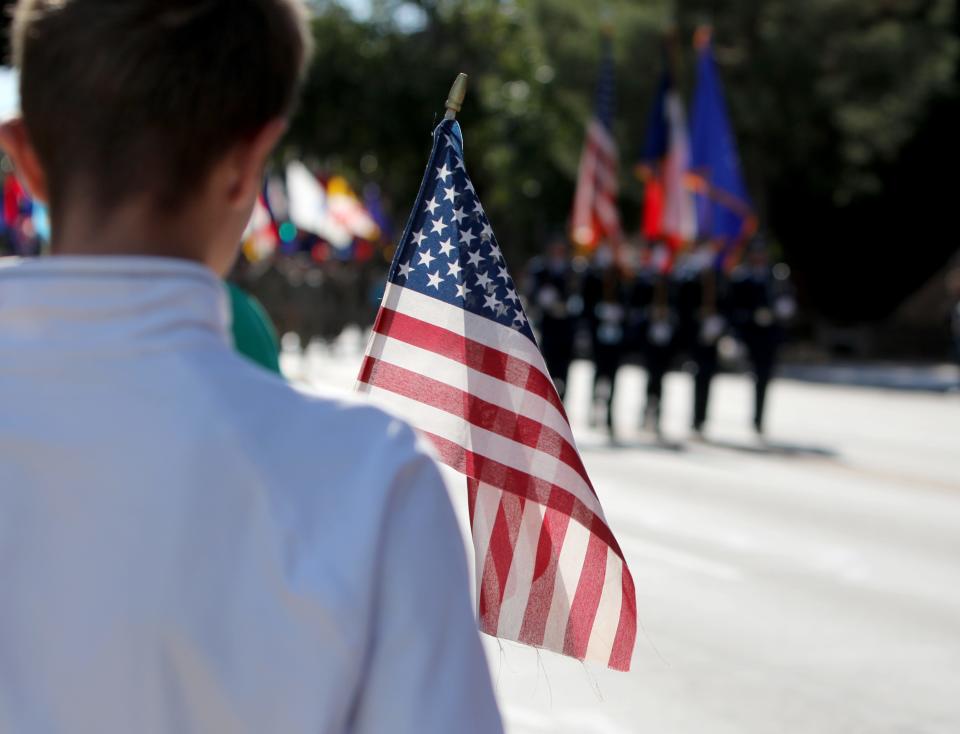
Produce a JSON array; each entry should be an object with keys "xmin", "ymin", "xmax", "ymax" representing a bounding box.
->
[{"xmin": 444, "ymin": 73, "xmax": 469, "ymax": 120}]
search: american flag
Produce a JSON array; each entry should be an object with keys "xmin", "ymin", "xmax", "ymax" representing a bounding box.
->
[
  {"xmin": 571, "ymin": 37, "xmax": 623, "ymax": 249},
  {"xmin": 357, "ymin": 119, "xmax": 637, "ymax": 671}
]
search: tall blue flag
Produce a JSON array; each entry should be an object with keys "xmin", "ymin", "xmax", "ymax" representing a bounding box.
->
[{"xmin": 690, "ymin": 29, "xmax": 755, "ymax": 251}]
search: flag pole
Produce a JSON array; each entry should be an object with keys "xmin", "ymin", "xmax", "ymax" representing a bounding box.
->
[{"xmin": 444, "ymin": 73, "xmax": 469, "ymax": 121}]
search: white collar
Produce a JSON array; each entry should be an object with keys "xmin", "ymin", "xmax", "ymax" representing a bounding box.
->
[{"xmin": 0, "ymin": 255, "xmax": 231, "ymax": 356}]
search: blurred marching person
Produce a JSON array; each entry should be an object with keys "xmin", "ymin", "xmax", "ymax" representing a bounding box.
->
[
  {"xmin": 688, "ymin": 23, "xmax": 760, "ymax": 430},
  {"xmin": 583, "ymin": 243, "xmax": 629, "ymax": 436},
  {"xmin": 636, "ymin": 30, "xmax": 700, "ymax": 440},
  {"xmin": 630, "ymin": 240, "xmax": 678, "ymax": 437},
  {"xmin": 728, "ymin": 238, "xmax": 796, "ymax": 436},
  {"xmin": 525, "ymin": 234, "xmax": 584, "ymax": 401},
  {"xmin": 675, "ymin": 240, "xmax": 727, "ymax": 437},
  {"xmin": 0, "ymin": 1, "xmax": 501, "ymax": 732}
]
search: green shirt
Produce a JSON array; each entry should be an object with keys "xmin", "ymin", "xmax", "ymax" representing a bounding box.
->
[{"xmin": 226, "ymin": 282, "xmax": 281, "ymax": 375}]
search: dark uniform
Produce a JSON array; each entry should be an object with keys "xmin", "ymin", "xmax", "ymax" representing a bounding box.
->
[
  {"xmin": 674, "ymin": 250, "xmax": 727, "ymax": 435},
  {"xmin": 526, "ymin": 252, "xmax": 584, "ymax": 401},
  {"xmin": 629, "ymin": 264, "xmax": 677, "ymax": 436},
  {"xmin": 728, "ymin": 254, "xmax": 795, "ymax": 434},
  {"xmin": 583, "ymin": 260, "xmax": 630, "ymax": 434}
]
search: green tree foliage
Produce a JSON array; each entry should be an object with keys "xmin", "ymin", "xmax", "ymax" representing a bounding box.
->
[
  {"xmin": 674, "ymin": 0, "xmax": 958, "ymax": 203},
  {"xmin": 287, "ymin": 0, "xmax": 958, "ymax": 319}
]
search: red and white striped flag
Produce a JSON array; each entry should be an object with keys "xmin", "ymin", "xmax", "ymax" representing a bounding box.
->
[
  {"xmin": 357, "ymin": 119, "xmax": 637, "ymax": 671},
  {"xmin": 571, "ymin": 38, "xmax": 623, "ymax": 249}
]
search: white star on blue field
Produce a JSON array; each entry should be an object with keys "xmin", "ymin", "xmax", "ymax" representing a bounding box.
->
[{"xmin": 389, "ymin": 119, "xmax": 533, "ymax": 341}]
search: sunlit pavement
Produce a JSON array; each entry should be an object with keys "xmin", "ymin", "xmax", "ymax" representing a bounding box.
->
[{"xmin": 284, "ymin": 333, "xmax": 960, "ymax": 734}]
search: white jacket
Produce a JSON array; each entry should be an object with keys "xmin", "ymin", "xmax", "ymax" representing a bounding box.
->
[{"xmin": 0, "ymin": 256, "xmax": 501, "ymax": 734}]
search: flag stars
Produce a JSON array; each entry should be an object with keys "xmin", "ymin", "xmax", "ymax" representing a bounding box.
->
[
  {"xmin": 418, "ymin": 249, "xmax": 436, "ymax": 268},
  {"xmin": 475, "ymin": 271, "xmax": 493, "ymax": 291},
  {"xmin": 483, "ymin": 292, "xmax": 502, "ymax": 313},
  {"xmin": 459, "ymin": 228, "xmax": 477, "ymax": 247},
  {"xmin": 389, "ymin": 126, "xmax": 535, "ymax": 341}
]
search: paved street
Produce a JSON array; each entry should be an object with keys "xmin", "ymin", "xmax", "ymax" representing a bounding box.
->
[{"xmin": 285, "ymin": 335, "xmax": 960, "ymax": 734}]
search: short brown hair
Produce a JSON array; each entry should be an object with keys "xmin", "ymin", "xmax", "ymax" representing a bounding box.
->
[{"xmin": 13, "ymin": 0, "xmax": 311, "ymax": 215}]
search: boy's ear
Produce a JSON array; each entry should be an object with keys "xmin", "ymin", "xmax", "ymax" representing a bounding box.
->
[
  {"xmin": 226, "ymin": 118, "xmax": 287, "ymax": 209},
  {"xmin": 0, "ymin": 117, "xmax": 50, "ymax": 204}
]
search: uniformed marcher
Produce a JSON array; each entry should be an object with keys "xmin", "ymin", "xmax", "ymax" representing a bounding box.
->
[
  {"xmin": 629, "ymin": 242, "xmax": 677, "ymax": 437},
  {"xmin": 583, "ymin": 245, "xmax": 629, "ymax": 435},
  {"xmin": 526, "ymin": 235, "xmax": 585, "ymax": 401},
  {"xmin": 675, "ymin": 242, "xmax": 727, "ymax": 436},
  {"xmin": 728, "ymin": 240, "xmax": 796, "ymax": 435}
]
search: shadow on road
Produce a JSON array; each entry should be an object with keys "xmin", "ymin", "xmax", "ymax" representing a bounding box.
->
[
  {"xmin": 579, "ymin": 436, "xmax": 689, "ymax": 454},
  {"xmin": 578, "ymin": 434, "xmax": 838, "ymax": 460},
  {"xmin": 701, "ymin": 438, "xmax": 838, "ymax": 460}
]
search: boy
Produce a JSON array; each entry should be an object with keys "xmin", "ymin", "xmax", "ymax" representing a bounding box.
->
[{"xmin": 0, "ymin": 1, "xmax": 502, "ymax": 732}]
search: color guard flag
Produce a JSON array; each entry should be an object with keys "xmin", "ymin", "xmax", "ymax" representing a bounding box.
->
[
  {"xmin": 357, "ymin": 119, "xmax": 637, "ymax": 671},
  {"xmin": 690, "ymin": 27, "xmax": 756, "ymax": 252},
  {"xmin": 640, "ymin": 60, "xmax": 698, "ymax": 246},
  {"xmin": 571, "ymin": 36, "xmax": 623, "ymax": 250}
]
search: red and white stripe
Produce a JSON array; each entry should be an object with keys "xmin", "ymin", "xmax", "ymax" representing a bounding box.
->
[
  {"xmin": 571, "ymin": 119, "xmax": 622, "ymax": 249},
  {"xmin": 357, "ymin": 284, "xmax": 637, "ymax": 671},
  {"xmin": 662, "ymin": 91, "xmax": 698, "ymax": 243}
]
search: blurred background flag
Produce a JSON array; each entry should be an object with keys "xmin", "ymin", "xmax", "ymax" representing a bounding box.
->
[
  {"xmin": 363, "ymin": 182, "xmax": 394, "ymax": 249},
  {"xmin": 639, "ymin": 45, "xmax": 698, "ymax": 247},
  {"xmin": 241, "ymin": 191, "xmax": 280, "ymax": 263},
  {"xmin": 326, "ymin": 175, "xmax": 380, "ymax": 242},
  {"xmin": 571, "ymin": 34, "xmax": 622, "ymax": 250},
  {"xmin": 3, "ymin": 172, "xmax": 28, "ymax": 227},
  {"xmin": 690, "ymin": 27, "xmax": 756, "ymax": 254},
  {"xmin": 286, "ymin": 160, "xmax": 353, "ymax": 249},
  {"xmin": 357, "ymin": 110, "xmax": 637, "ymax": 671}
]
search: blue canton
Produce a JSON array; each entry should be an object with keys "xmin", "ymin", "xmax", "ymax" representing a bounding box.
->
[{"xmin": 389, "ymin": 119, "xmax": 535, "ymax": 342}]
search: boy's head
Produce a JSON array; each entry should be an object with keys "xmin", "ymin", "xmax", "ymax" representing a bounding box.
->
[{"xmin": 2, "ymin": 0, "xmax": 311, "ymax": 273}]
